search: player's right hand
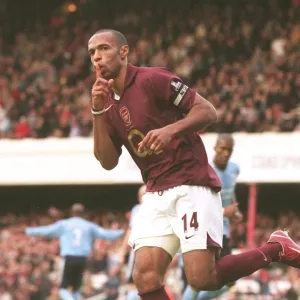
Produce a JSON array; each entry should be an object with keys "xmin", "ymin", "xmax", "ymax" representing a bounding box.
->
[
  {"xmin": 231, "ymin": 210, "xmax": 243, "ymax": 223},
  {"xmin": 91, "ymin": 65, "xmax": 114, "ymax": 110},
  {"xmin": 223, "ymin": 202, "xmax": 239, "ymax": 218}
]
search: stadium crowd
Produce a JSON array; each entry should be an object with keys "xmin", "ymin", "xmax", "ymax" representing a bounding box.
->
[
  {"xmin": 0, "ymin": 0, "xmax": 300, "ymax": 139},
  {"xmin": 0, "ymin": 208, "xmax": 300, "ymax": 300}
]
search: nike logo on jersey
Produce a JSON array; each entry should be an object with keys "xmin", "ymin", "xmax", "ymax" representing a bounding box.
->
[
  {"xmin": 258, "ymin": 249, "xmax": 268, "ymax": 262},
  {"xmin": 185, "ymin": 235, "xmax": 194, "ymax": 240}
]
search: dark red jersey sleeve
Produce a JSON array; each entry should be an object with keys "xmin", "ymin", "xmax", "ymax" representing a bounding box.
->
[{"xmin": 146, "ymin": 68, "xmax": 197, "ymax": 114}]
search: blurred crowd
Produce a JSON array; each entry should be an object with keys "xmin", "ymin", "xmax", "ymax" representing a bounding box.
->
[
  {"xmin": 0, "ymin": 208, "xmax": 128, "ymax": 300},
  {"xmin": 0, "ymin": 0, "xmax": 300, "ymax": 139},
  {"xmin": 0, "ymin": 207, "xmax": 300, "ymax": 300}
]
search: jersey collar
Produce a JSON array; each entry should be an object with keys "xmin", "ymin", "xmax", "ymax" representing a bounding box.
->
[{"xmin": 124, "ymin": 63, "xmax": 138, "ymax": 88}]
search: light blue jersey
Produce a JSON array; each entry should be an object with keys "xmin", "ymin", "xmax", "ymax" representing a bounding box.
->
[
  {"xmin": 26, "ymin": 217, "xmax": 124, "ymax": 257},
  {"xmin": 212, "ymin": 161, "xmax": 240, "ymax": 237}
]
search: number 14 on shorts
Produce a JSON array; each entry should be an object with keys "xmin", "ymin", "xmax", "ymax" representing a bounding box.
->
[{"xmin": 182, "ymin": 212, "xmax": 199, "ymax": 236}]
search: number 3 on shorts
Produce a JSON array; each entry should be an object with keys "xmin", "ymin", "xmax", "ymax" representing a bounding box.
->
[{"xmin": 181, "ymin": 212, "xmax": 199, "ymax": 233}]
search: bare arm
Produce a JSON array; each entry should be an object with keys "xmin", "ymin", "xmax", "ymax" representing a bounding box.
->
[
  {"xmin": 138, "ymin": 93, "xmax": 217, "ymax": 152},
  {"xmin": 93, "ymin": 115, "xmax": 120, "ymax": 170},
  {"xmin": 92, "ymin": 224, "xmax": 124, "ymax": 240},
  {"xmin": 168, "ymin": 93, "xmax": 217, "ymax": 138},
  {"xmin": 230, "ymin": 193, "xmax": 243, "ymax": 223},
  {"xmin": 223, "ymin": 202, "xmax": 239, "ymax": 218},
  {"xmin": 92, "ymin": 69, "xmax": 121, "ymax": 170}
]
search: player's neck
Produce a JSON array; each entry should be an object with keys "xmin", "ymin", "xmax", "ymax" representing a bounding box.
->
[
  {"xmin": 112, "ymin": 65, "xmax": 127, "ymax": 96},
  {"xmin": 213, "ymin": 157, "xmax": 227, "ymax": 171}
]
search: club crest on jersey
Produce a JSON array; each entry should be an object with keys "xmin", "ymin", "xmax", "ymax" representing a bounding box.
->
[{"xmin": 119, "ymin": 106, "xmax": 131, "ymax": 126}]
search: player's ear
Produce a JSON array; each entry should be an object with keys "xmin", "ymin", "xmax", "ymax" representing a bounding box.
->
[{"xmin": 120, "ymin": 45, "xmax": 129, "ymax": 60}]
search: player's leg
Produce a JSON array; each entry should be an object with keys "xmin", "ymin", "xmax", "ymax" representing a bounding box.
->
[
  {"xmin": 71, "ymin": 257, "xmax": 87, "ymax": 300},
  {"xmin": 173, "ymin": 186, "xmax": 223, "ymax": 292},
  {"xmin": 132, "ymin": 243, "xmax": 175, "ymax": 299},
  {"xmin": 182, "ymin": 235, "xmax": 231, "ymax": 300},
  {"xmin": 128, "ymin": 190, "xmax": 181, "ymax": 299},
  {"xmin": 177, "ymin": 187, "xmax": 297, "ymax": 291},
  {"xmin": 183, "ymin": 240, "xmax": 284, "ymax": 291},
  {"xmin": 214, "ymin": 229, "xmax": 300, "ymax": 286},
  {"xmin": 195, "ymin": 236, "xmax": 232, "ymax": 300},
  {"xmin": 59, "ymin": 257, "xmax": 75, "ymax": 300}
]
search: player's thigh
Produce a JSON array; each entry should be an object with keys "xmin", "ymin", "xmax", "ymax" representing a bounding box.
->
[
  {"xmin": 172, "ymin": 186, "xmax": 223, "ymax": 290},
  {"xmin": 72, "ymin": 258, "xmax": 87, "ymax": 290},
  {"xmin": 183, "ymin": 248, "xmax": 220, "ymax": 291},
  {"xmin": 61, "ymin": 257, "xmax": 74, "ymax": 289},
  {"xmin": 184, "ymin": 237, "xmax": 232, "ymax": 291},
  {"xmin": 133, "ymin": 246, "xmax": 171, "ymax": 281},
  {"xmin": 61, "ymin": 256, "xmax": 86, "ymax": 290},
  {"xmin": 132, "ymin": 235, "xmax": 179, "ymax": 292}
]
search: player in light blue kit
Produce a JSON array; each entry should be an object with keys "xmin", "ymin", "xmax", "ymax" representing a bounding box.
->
[
  {"xmin": 183, "ymin": 134, "xmax": 243, "ymax": 300},
  {"xmin": 26, "ymin": 203, "xmax": 124, "ymax": 300}
]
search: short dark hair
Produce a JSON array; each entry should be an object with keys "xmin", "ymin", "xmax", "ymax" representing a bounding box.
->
[
  {"xmin": 71, "ymin": 203, "xmax": 85, "ymax": 216},
  {"xmin": 94, "ymin": 29, "xmax": 128, "ymax": 48},
  {"xmin": 216, "ymin": 134, "xmax": 234, "ymax": 145}
]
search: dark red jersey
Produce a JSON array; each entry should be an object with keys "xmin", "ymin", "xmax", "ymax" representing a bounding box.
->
[{"xmin": 104, "ymin": 64, "xmax": 221, "ymax": 192}]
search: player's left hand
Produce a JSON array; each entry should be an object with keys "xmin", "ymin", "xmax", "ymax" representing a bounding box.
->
[
  {"xmin": 231, "ymin": 211, "xmax": 243, "ymax": 223},
  {"xmin": 138, "ymin": 126, "xmax": 174, "ymax": 153}
]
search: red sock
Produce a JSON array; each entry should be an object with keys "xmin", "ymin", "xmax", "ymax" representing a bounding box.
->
[
  {"xmin": 216, "ymin": 243, "xmax": 281, "ymax": 286},
  {"xmin": 139, "ymin": 286, "xmax": 172, "ymax": 300}
]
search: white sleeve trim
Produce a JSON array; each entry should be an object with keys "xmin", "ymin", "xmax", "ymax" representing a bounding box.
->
[{"xmin": 173, "ymin": 85, "xmax": 188, "ymax": 106}]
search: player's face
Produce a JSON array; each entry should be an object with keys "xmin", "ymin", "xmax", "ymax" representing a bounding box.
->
[
  {"xmin": 88, "ymin": 32, "xmax": 127, "ymax": 80},
  {"xmin": 214, "ymin": 139, "xmax": 233, "ymax": 168}
]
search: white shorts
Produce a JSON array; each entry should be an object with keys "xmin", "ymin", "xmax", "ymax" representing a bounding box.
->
[{"xmin": 128, "ymin": 185, "xmax": 223, "ymax": 257}]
